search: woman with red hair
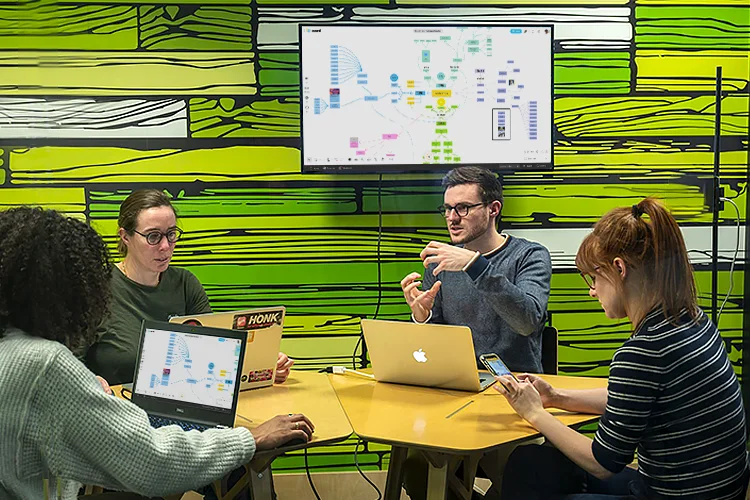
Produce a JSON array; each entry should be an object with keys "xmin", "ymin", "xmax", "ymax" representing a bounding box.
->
[{"xmin": 495, "ymin": 198, "xmax": 748, "ymax": 499}]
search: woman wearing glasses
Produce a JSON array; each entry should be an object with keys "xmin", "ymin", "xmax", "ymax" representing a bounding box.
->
[
  {"xmin": 85, "ymin": 190, "xmax": 294, "ymax": 386},
  {"xmin": 495, "ymin": 198, "xmax": 748, "ymax": 499}
]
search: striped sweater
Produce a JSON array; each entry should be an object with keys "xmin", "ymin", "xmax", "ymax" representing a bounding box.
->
[
  {"xmin": 0, "ymin": 329, "xmax": 256, "ymax": 500},
  {"xmin": 593, "ymin": 308, "xmax": 748, "ymax": 499}
]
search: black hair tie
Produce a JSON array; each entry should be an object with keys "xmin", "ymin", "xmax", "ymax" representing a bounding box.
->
[{"xmin": 632, "ymin": 204, "xmax": 643, "ymax": 218}]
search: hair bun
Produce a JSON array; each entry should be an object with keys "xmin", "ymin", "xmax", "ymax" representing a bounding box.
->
[{"xmin": 632, "ymin": 204, "xmax": 643, "ymax": 218}]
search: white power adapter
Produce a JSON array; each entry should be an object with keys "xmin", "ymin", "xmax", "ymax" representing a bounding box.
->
[{"xmin": 332, "ymin": 366, "xmax": 375, "ymax": 379}]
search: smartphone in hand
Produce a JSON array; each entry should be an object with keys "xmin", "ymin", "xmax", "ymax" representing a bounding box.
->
[{"xmin": 479, "ymin": 353, "xmax": 517, "ymax": 391}]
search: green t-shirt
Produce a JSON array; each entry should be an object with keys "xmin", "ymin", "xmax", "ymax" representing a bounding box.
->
[{"xmin": 85, "ymin": 266, "xmax": 211, "ymax": 385}]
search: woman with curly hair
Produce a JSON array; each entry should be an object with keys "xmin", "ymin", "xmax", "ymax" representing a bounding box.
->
[
  {"xmin": 0, "ymin": 207, "xmax": 313, "ymax": 500},
  {"xmin": 84, "ymin": 189, "xmax": 294, "ymax": 386},
  {"xmin": 494, "ymin": 198, "xmax": 748, "ymax": 499}
]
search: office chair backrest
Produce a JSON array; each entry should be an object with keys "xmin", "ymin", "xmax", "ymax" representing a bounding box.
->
[{"xmin": 541, "ymin": 325, "xmax": 558, "ymax": 375}]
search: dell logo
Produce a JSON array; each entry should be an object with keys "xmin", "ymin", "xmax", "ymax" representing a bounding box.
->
[
  {"xmin": 413, "ymin": 349, "xmax": 428, "ymax": 363},
  {"xmin": 176, "ymin": 408, "xmax": 184, "ymax": 414}
]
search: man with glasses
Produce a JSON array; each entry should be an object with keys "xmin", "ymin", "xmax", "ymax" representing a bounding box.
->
[
  {"xmin": 401, "ymin": 166, "xmax": 552, "ymax": 373},
  {"xmin": 400, "ymin": 166, "xmax": 552, "ymax": 499}
]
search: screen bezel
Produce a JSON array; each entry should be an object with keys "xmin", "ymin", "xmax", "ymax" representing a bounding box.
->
[
  {"xmin": 299, "ymin": 23, "xmax": 555, "ymax": 174},
  {"xmin": 131, "ymin": 320, "xmax": 247, "ymax": 427}
]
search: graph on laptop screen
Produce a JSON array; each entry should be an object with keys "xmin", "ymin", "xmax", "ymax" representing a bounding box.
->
[
  {"xmin": 135, "ymin": 328, "xmax": 242, "ymax": 410},
  {"xmin": 300, "ymin": 24, "xmax": 553, "ymax": 173}
]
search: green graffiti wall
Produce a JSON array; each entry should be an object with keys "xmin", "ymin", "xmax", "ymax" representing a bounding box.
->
[{"xmin": 0, "ymin": 0, "xmax": 748, "ymax": 473}]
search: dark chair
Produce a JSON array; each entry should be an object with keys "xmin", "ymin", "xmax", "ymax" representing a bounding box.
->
[{"xmin": 540, "ymin": 325, "xmax": 558, "ymax": 375}]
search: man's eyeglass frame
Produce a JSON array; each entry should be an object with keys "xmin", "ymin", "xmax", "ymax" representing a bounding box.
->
[{"xmin": 437, "ymin": 202, "xmax": 485, "ymax": 218}]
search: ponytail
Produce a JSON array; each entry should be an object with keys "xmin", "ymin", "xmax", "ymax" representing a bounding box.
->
[
  {"xmin": 576, "ymin": 197, "xmax": 698, "ymax": 321},
  {"xmin": 634, "ymin": 198, "xmax": 697, "ymax": 319}
]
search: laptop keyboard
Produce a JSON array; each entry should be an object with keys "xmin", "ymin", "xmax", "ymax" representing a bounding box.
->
[{"xmin": 148, "ymin": 414, "xmax": 209, "ymax": 432}]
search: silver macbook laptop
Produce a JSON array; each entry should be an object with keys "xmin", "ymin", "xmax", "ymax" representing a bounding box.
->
[
  {"xmin": 131, "ymin": 320, "xmax": 246, "ymax": 431},
  {"xmin": 360, "ymin": 319, "xmax": 495, "ymax": 392}
]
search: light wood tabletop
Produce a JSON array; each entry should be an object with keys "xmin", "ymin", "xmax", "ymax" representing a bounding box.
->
[
  {"xmin": 113, "ymin": 371, "xmax": 352, "ymax": 447},
  {"xmin": 330, "ymin": 372, "xmax": 609, "ymax": 500},
  {"xmin": 226, "ymin": 370, "xmax": 354, "ymax": 500},
  {"xmin": 234, "ymin": 370, "xmax": 353, "ymax": 448},
  {"xmin": 329, "ymin": 372, "xmax": 607, "ymax": 453},
  {"xmin": 113, "ymin": 371, "xmax": 352, "ymax": 500}
]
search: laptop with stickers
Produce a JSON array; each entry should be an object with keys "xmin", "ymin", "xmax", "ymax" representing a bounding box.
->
[{"xmin": 170, "ymin": 307, "xmax": 285, "ymax": 391}]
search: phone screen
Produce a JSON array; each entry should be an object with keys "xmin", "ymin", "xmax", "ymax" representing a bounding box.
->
[{"xmin": 481, "ymin": 354, "xmax": 517, "ymax": 381}]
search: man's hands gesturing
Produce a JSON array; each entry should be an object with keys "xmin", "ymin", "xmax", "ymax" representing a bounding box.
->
[
  {"xmin": 400, "ymin": 241, "xmax": 479, "ymax": 322},
  {"xmin": 420, "ymin": 241, "xmax": 478, "ymax": 275},
  {"xmin": 400, "ymin": 272, "xmax": 440, "ymax": 323}
]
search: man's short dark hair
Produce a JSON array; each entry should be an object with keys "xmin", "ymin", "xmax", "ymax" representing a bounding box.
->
[
  {"xmin": 441, "ymin": 166, "xmax": 503, "ymax": 205},
  {"xmin": 0, "ymin": 207, "xmax": 112, "ymax": 352}
]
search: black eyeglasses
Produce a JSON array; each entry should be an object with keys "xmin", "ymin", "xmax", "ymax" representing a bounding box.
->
[
  {"xmin": 133, "ymin": 227, "xmax": 183, "ymax": 246},
  {"xmin": 437, "ymin": 202, "xmax": 485, "ymax": 218},
  {"xmin": 580, "ymin": 266, "xmax": 601, "ymax": 290}
]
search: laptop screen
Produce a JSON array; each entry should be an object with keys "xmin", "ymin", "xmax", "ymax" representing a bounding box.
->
[{"xmin": 134, "ymin": 326, "xmax": 243, "ymax": 411}]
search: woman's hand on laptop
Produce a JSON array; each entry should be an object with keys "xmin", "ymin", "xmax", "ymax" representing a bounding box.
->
[
  {"xmin": 252, "ymin": 413, "xmax": 315, "ymax": 450},
  {"xmin": 275, "ymin": 352, "xmax": 294, "ymax": 384}
]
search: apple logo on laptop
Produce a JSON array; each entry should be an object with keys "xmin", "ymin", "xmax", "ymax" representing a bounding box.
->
[{"xmin": 413, "ymin": 349, "xmax": 428, "ymax": 363}]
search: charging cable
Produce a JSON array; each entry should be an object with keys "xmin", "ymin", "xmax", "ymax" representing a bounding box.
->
[
  {"xmin": 332, "ymin": 366, "xmax": 375, "ymax": 379},
  {"xmin": 352, "ymin": 174, "xmax": 384, "ymax": 370},
  {"xmin": 304, "ymin": 447, "xmax": 322, "ymax": 500},
  {"xmin": 354, "ymin": 438, "xmax": 383, "ymax": 500}
]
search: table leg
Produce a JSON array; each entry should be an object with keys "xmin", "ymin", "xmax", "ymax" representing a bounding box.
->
[
  {"xmin": 462, "ymin": 453, "xmax": 481, "ymax": 494},
  {"xmin": 384, "ymin": 446, "xmax": 408, "ymax": 500},
  {"xmin": 446, "ymin": 453, "xmax": 481, "ymax": 500},
  {"xmin": 212, "ymin": 464, "xmax": 252, "ymax": 500},
  {"xmin": 248, "ymin": 464, "xmax": 274, "ymax": 500},
  {"xmin": 425, "ymin": 455, "xmax": 449, "ymax": 500}
]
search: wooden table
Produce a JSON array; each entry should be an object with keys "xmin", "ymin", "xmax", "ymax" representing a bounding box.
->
[
  {"xmin": 115, "ymin": 371, "xmax": 352, "ymax": 500},
  {"xmin": 222, "ymin": 370, "xmax": 353, "ymax": 499},
  {"xmin": 329, "ymin": 373, "xmax": 608, "ymax": 500}
]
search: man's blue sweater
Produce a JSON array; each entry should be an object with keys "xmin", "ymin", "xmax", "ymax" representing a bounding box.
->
[{"xmin": 422, "ymin": 234, "xmax": 552, "ymax": 373}]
